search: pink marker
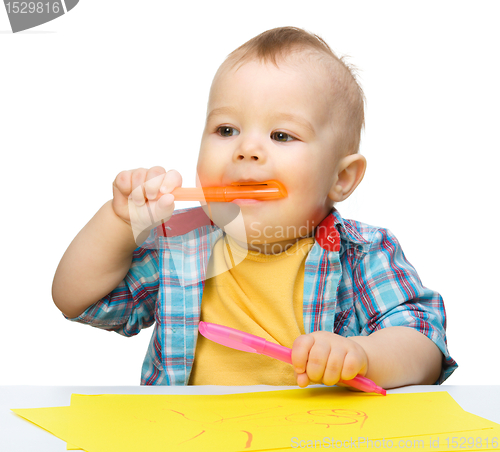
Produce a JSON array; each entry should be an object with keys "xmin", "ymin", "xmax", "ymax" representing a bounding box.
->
[{"xmin": 198, "ymin": 321, "xmax": 386, "ymax": 396}]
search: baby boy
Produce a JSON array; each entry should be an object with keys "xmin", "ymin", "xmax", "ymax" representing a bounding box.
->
[{"xmin": 52, "ymin": 26, "xmax": 457, "ymax": 388}]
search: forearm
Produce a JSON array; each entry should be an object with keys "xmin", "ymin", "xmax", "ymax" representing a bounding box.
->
[
  {"xmin": 349, "ymin": 326, "xmax": 443, "ymax": 389},
  {"xmin": 52, "ymin": 200, "xmax": 139, "ymax": 319}
]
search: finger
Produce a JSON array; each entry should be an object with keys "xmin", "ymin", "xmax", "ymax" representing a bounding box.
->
[
  {"xmin": 340, "ymin": 349, "xmax": 366, "ymax": 382},
  {"xmin": 296, "ymin": 372, "xmax": 310, "ymax": 388},
  {"xmin": 155, "ymin": 193, "xmax": 175, "ymax": 221},
  {"xmin": 113, "ymin": 170, "xmax": 133, "ymax": 197},
  {"xmin": 160, "ymin": 169, "xmax": 183, "ymax": 195},
  {"xmin": 322, "ymin": 352, "xmax": 344, "ymax": 386},
  {"xmin": 305, "ymin": 341, "xmax": 331, "ymax": 383},
  {"xmin": 144, "ymin": 166, "xmax": 166, "ymax": 201},
  {"xmin": 130, "ymin": 168, "xmax": 148, "ymax": 206},
  {"xmin": 292, "ymin": 335, "xmax": 315, "ymax": 374}
]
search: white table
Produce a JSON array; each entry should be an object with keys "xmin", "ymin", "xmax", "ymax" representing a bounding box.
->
[{"xmin": 1, "ymin": 385, "xmax": 499, "ymax": 451}]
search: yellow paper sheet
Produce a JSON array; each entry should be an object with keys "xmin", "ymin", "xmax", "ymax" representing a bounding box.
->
[{"xmin": 12, "ymin": 388, "xmax": 500, "ymax": 452}]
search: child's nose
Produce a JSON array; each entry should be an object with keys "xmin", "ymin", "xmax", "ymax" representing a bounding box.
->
[{"xmin": 234, "ymin": 139, "xmax": 267, "ymax": 163}]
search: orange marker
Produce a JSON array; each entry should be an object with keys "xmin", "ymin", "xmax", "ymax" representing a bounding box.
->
[{"xmin": 171, "ymin": 180, "xmax": 287, "ymax": 202}]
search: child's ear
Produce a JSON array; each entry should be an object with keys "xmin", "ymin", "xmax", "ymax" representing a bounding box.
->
[{"xmin": 328, "ymin": 154, "xmax": 367, "ymax": 203}]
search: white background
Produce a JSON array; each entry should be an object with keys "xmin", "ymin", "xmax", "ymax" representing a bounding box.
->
[{"xmin": 0, "ymin": 1, "xmax": 498, "ymax": 386}]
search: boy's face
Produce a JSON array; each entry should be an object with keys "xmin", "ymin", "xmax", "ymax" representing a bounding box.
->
[{"xmin": 197, "ymin": 56, "xmax": 342, "ymax": 253}]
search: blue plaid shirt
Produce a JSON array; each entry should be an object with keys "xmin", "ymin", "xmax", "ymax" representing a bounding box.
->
[{"xmin": 66, "ymin": 207, "xmax": 457, "ymax": 385}]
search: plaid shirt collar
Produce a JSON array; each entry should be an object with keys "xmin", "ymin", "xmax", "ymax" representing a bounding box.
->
[{"xmin": 331, "ymin": 208, "xmax": 370, "ymax": 247}]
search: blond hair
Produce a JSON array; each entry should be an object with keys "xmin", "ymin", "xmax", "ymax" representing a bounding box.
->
[{"xmin": 217, "ymin": 26, "xmax": 365, "ymax": 155}]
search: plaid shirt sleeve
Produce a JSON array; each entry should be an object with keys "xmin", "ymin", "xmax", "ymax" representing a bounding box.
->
[
  {"xmin": 64, "ymin": 246, "xmax": 159, "ymax": 337},
  {"xmin": 353, "ymin": 227, "xmax": 457, "ymax": 384}
]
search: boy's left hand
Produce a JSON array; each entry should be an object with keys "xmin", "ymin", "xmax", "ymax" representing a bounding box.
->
[{"xmin": 292, "ymin": 331, "xmax": 368, "ymax": 388}]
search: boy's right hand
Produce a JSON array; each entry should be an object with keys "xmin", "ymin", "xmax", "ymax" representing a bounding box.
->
[{"xmin": 112, "ymin": 167, "xmax": 182, "ymax": 244}]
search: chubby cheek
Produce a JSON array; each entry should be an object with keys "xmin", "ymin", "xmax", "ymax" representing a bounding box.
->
[
  {"xmin": 283, "ymin": 159, "xmax": 332, "ymax": 198},
  {"xmin": 196, "ymin": 150, "xmax": 224, "ymax": 186}
]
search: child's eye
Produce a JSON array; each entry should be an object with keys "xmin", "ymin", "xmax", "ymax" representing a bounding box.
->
[
  {"xmin": 271, "ymin": 131, "xmax": 295, "ymax": 142},
  {"xmin": 217, "ymin": 126, "xmax": 240, "ymax": 137}
]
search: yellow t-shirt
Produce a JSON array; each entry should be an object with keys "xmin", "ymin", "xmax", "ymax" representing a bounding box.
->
[{"xmin": 189, "ymin": 234, "xmax": 315, "ymax": 385}]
